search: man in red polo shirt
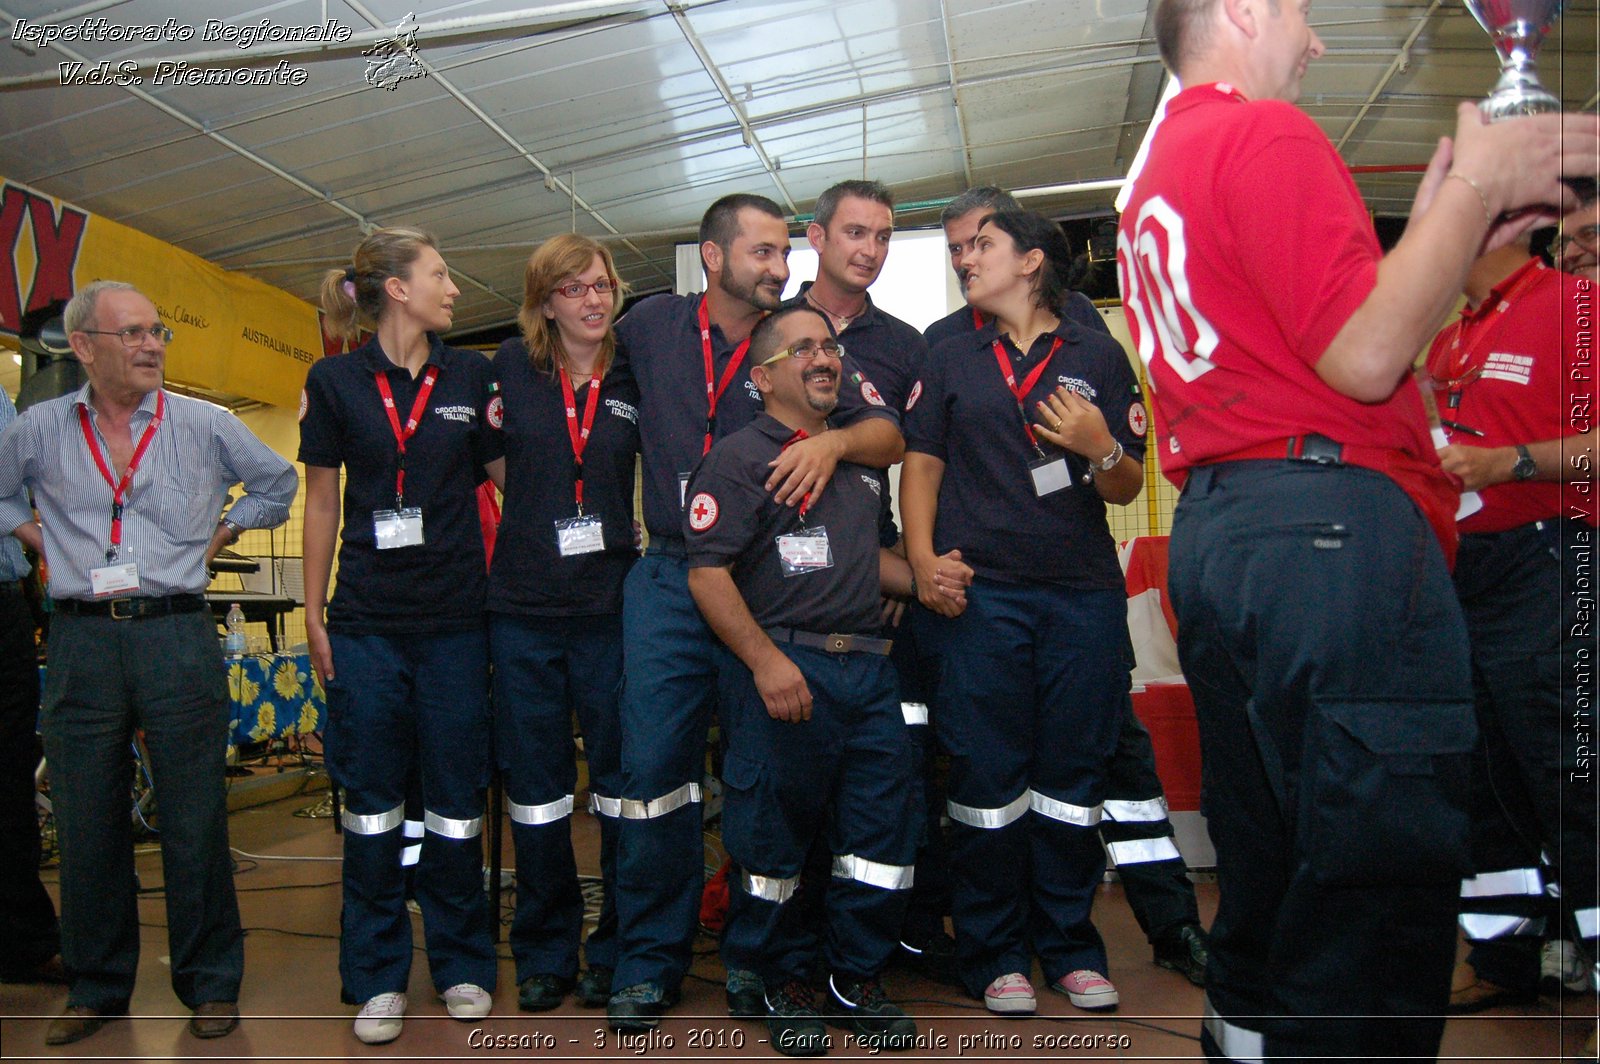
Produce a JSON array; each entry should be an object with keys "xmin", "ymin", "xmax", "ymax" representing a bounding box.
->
[
  {"xmin": 1423, "ymin": 237, "xmax": 1597, "ymax": 1013},
  {"xmin": 1118, "ymin": 1, "xmax": 1598, "ymax": 1059}
]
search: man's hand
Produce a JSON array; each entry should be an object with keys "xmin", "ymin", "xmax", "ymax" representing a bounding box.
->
[
  {"xmin": 765, "ymin": 431, "xmax": 846, "ymax": 507},
  {"xmin": 755, "ymin": 646, "xmax": 812, "ymax": 722},
  {"xmin": 911, "ymin": 548, "xmax": 973, "ymax": 618},
  {"xmin": 880, "ymin": 595, "xmax": 907, "ymax": 629},
  {"xmin": 306, "ymin": 616, "xmax": 335, "ymax": 685},
  {"xmin": 11, "ymin": 520, "xmax": 43, "ymax": 558},
  {"xmin": 1438, "ymin": 443, "xmax": 1514, "ymax": 493}
]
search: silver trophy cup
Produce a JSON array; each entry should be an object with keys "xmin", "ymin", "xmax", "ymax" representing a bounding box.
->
[{"xmin": 1464, "ymin": 0, "xmax": 1567, "ymax": 120}]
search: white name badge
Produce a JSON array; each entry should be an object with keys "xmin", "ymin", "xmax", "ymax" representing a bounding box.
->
[
  {"xmin": 555, "ymin": 515, "xmax": 606, "ymax": 556},
  {"xmin": 678, "ymin": 472, "xmax": 692, "ymax": 509},
  {"xmin": 90, "ymin": 561, "xmax": 140, "ymax": 597},
  {"xmin": 373, "ymin": 507, "xmax": 425, "ymax": 549},
  {"xmin": 1029, "ymin": 455, "xmax": 1071, "ymax": 497},
  {"xmin": 776, "ymin": 526, "xmax": 833, "ymax": 577}
]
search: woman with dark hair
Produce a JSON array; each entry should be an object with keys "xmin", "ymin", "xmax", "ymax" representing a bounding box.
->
[
  {"xmin": 487, "ymin": 234, "xmax": 639, "ymax": 1014},
  {"xmin": 900, "ymin": 210, "xmax": 1148, "ymax": 1016},
  {"xmin": 302, "ymin": 227, "xmax": 504, "ymax": 1044}
]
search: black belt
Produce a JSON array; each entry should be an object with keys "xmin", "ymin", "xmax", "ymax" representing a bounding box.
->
[
  {"xmin": 55, "ymin": 593, "xmax": 207, "ymax": 622},
  {"xmin": 766, "ymin": 626, "xmax": 893, "ymax": 656}
]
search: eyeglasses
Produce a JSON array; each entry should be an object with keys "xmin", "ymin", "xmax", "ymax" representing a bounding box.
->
[
  {"xmin": 1554, "ymin": 223, "xmax": 1600, "ymax": 257},
  {"xmin": 80, "ymin": 324, "xmax": 174, "ymax": 347},
  {"xmin": 552, "ymin": 279, "xmax": 616, "ymax": 299},
  {"xmin": 761, "ymin": 339, "xmax": 843, "ymax": 366}
]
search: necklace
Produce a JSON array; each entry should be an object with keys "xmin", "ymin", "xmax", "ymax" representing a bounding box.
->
[{"xmin": 805, "ymin": 290, "xmax": 862, "ymax": 331}]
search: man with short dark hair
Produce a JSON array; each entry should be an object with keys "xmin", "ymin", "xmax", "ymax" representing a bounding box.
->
[
  {"xmin": 924, "ymin": 187, "xmax": 1105, "ymax": 349},
  {"xmin": 0, "ymin": 280, "xmax": 297, "ymax": 1046},
  {"xmin": 686, "ymin": 304, "xmax": 920, "ymax": 1056},
  {"xmin": 606, "ymin": 195, "xmax": 902, "ymax": 1030},
  {"xmin": 1118, "ymin": 0, "xmax": 1597, "ymax": 1058}
]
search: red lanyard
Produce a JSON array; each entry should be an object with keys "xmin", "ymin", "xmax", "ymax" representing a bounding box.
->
[
  {"xmin": 78, "ymin": 390, "xmax": 166, "ymax": 561},
  {"xmin": 1430, "ymin": 263, "xmax": 1543, "ymax": 408},
  {"xmin": 375, "ymin": 366, "xmax": 438, "ymax": 508},
  {"xmin": 991, "ymin": 336, "xmax": 1063, "ymax": 452},
  {"xmin": 781, "ymin": 428, "xmax": 814, "ymax": 521},
  {"xmin": 559, "ymin": 367, "xmax": 603, "ymax": 513},
  {"xmin": 972, "ymin": 306, "xmax": 985, "ymax": 330},
  {"xmin": 698, "ymin": 295, "xmax": 751, "ymax": 455}
]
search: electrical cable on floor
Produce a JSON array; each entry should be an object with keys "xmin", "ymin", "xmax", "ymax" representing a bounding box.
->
[{"xmin": 229, "ymin": 845, "xmax": 340, "ymax": 863}]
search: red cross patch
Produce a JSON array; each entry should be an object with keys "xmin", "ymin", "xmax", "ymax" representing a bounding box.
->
[
  {"xmin": 688, "ymin": 492, "xmax": 720, "ymax": 532},
  {"xmin": 1127, "ymin": 401, "xmax": 1148, "ymax": 438},
  {"xmin": 487, "ymin": 395, "xmax": 504, "ymax": 430},
  {"xmin": 905, "ymin": 380, "xmax": 922, "ymax": 411},
  {"xmin": 860, "ymin": 380, "xmax": 885, "ymax": 406}
]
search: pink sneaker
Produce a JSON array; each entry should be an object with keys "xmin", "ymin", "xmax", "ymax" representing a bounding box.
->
[
  {"xmin": 983, "ymin": 972, "xmax": 1036, "ymax": 1015},
  {"xmin": 1052, "ymin": 969, "xmax": 1118, "ymax": 1011}
]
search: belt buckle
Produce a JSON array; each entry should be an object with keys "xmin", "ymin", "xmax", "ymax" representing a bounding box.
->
[
  {"xmin": 828, "ymin": 634, "xmax": 848, "ymax": 653},
  {"xmin": 1295, "ymin": 434, "xmax": 1342, "ymax": 466},
  {"xmin": 108, "ymin": 597, "xmax": 136, "ymax": 621}
]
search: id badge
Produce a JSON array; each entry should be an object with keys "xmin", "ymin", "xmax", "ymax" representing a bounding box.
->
[
  {"xmin": 678, "ymin": 472, "xmax": 692, "ymax": 509},
  {"xmin": 1029, "ymin": 455, "xmax": 1071, "ymax": 497},
  {"xmin": 373, "ymin": 507, "xmax": 425, "ymax": 549},
  {"xmin": 90, "ymin": 561, "xmax": 140, "ymax": 597},
  {"xmin": 555, "ymin": 515, "xmax": 605, "ymax": 556},
  {"xmin": 776, "ymin": 525, "xmax": 833, "ymax": 578}
]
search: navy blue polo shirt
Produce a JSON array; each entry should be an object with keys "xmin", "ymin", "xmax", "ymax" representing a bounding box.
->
[
  {"xmin": 614, "ymin": 293, "xmax": 900, "ymax": 543},
  {"xmin": 487, "ymin": 338, "xmax": 640, "ymax": 617},
  {"xmin": 299, "ymin": 333, "xmax": 503, "ymax": 635},
  {"xmin": 923, "ymin": 290, "xmax": 1108, "ymax": 350},
  {"xmin": 784, "ymin": 282, "xmax": 927, "ymax": 414},
  {"xmin": 905, "ymin": 318, "xmax": 1146, "ymax": 590},
  {"xmin": 685, "ymin": 413, "xmax": 882, "ymax": 634}
]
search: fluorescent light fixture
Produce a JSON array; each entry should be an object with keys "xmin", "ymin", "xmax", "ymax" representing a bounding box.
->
[{"xmin": 1115, "ymin": 75, "xmax": 1182, "ymax": 213}]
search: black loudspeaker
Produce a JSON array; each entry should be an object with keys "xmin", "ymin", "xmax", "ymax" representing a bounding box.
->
[{"xmin": 15, "ymin": 301, "xmax": 82, "ymax": 414}]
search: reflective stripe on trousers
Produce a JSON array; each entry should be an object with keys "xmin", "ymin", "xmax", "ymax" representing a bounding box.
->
[
  {"xmin": 741, "ymin": 869, "xmax": 799, "ymax": 904},
  {"xmin": 1102, "ymin": 796, "xmax": 1169, "ymax": 822},
  {"xmin": 900, "ymin": 702, "xmax": 928, "ymax": 726},
  {"xmin": 401, "ymin": 817, "xmax": 423, "ymax": 866},
  {"xmin": 1107, "ymin": 836, "xmax": 1182, "ymax": 865},
  {"xmin": 617, "ymin": 781, "xmax": 701, "ymax": 820},
  {"xmin": 1577, "ymin": 907, "xmax": 1599, "ymax": 940},
  {"xmin": 1459, "ymin": 913, "xmax": 1546, "ymax": 940},
  {"xmin": 342, "ymin": 801, "xmax": 406, "ymax": 836},
  {"xmin": 947, "ymin": 789, "xmax": 1102, "ymax": 828},
  {"xmin": 1203, "ymin": 997, "xmax": 1264, "ymax": 1064},
  {"xmin": 424, "ymin": 810, "xmax": 483, "ymax": 839},
  {"xmin": 508, "ymin": 794, "xmax": 573, "ymax": 826},
  {"xmin": 832, "ymin": 852, "xmax": 915, "ymax": 891},
  {"xmin": 1459, "ymin": 867, "xmax": 1543, "ymax": 899}
]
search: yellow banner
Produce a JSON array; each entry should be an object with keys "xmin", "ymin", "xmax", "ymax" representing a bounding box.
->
[{"xmin": 0, "ymin": 175, "xmax": 338, "ymax": 408}]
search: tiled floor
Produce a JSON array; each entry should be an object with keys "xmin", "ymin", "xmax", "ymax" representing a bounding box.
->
[{"xmin": 1, "ymin": 787, "xmax": 1593, "ymax": 1061}]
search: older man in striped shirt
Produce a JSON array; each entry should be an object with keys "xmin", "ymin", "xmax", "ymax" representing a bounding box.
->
[{"xmin": 0, "ymin": 280, "xmax": 297, "ymax": 1047}]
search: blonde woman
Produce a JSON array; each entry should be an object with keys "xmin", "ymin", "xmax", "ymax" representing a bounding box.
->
[{"xmin": 302, "ymin": 227, "xmax": 504, "ymax": 1044}]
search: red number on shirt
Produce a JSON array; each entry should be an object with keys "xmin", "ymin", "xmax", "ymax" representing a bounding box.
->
[{"xmin": 1117, "ymin": 196, "xmax": 1219, "ymax": 386}]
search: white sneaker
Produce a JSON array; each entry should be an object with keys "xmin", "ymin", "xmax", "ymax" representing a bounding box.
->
[
  {"xmin": 440, "ymin": 982, "xmax": 493, "ymax": 1020},
  {"xmin": 354, "ymin": 992, "xmax": 406, "ymax": 1045},
  {"xmin": 1541, "ymin": 940, "xmax": 1592, "ymax": 994}
]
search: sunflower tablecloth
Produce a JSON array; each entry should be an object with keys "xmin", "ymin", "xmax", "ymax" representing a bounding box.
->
[{"xmin": 227, "ymin": 653, "xmax": 325, "ymax": 758}]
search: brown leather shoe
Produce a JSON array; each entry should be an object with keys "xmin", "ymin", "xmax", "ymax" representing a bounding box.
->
[
  {"xmin": 1446, "ymin": 961, "xmax": 1535, "ymax": 1014},
  {"xmin": 45, "ymin": 1005, "xmax": 121, "ymax": 1046},
  {"xmin": 188, "ymin": 1001, "xmax": 240, "ymax": 1039}
]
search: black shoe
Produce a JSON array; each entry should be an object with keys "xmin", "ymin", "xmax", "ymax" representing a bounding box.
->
[
  {"xmin": 575, "ymin": 965, "xmax": 613, "ymax": 1008},
  {"xmin": 766, "ymin": 979, "xmax": 829, "ymax": 1057},
  {"xmin": 607, "ymin": 982, "xmax": 679, "ymax": 1032},
  {"xmin": 725, "ymin": 968, "xmax": 766, "ymax": 1019},
  {"xmin": 895, "ymin": 931, "xmax": 961, "ymax": 986},
  {"xmin": 1153, "ymin": 924, "xmax": 1208, "ymax": 987},
  {"xmin": 826, "ymin": 975, "xmax": 916, "ymax": 1051},
  {"xmin": 518, "ymin": 973, "xmax": 574, "ymax": 1012}
]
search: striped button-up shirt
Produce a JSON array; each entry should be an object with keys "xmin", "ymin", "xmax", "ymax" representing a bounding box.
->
[
  {"xmin": 0, "ymin": 389, "xmax": 29, "ymax": 582},
  {"xmin": 0, "ymin": 384, "xmax": 298, "ymax": 601}
]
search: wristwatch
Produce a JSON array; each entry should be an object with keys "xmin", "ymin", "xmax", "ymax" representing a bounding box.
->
[
  {"xmin": 1512, "ymin": 444, "xmax": 1537, "ymax": 482},
  {"xmin": 1092, "ymin": 441, "xmax": 1124, "ymax": 474}
]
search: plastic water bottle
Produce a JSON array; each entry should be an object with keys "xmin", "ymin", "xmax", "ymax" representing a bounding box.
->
[{"xmin": 224, "ymin": 603, "xmax": 247, "ymax": 658}]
